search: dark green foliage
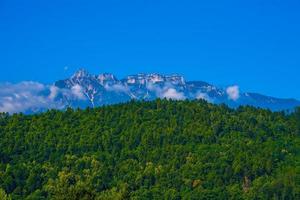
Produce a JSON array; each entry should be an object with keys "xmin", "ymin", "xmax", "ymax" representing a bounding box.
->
[
  {"xmin": 0, "ymin": 100, "xmax": 299, "ymax": 199},
  {"xmin": 294, "ymin": 107, "xmax": 300, "ymax": 134}
]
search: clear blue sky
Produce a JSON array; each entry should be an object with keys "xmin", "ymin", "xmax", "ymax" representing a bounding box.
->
[{"xmin": 0, "ymin": 0, "xmax": 299, "ymax": 99}]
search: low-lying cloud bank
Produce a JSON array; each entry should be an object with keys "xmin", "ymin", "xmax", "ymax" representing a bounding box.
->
[
  {"xmin": 146, "ymin": 83, "xmax": 186, "ymax": 100},
  {"xmin": 0, "ymin": 81, "xmax": 238, "ymax": 114},
  {"xmin": 196, "ymin": 92, "xmax": 212, "ymax": 102},
  {"xmin": 0, "ymin": 82, "xmax": 86, "ymax": 114},
  {"xmin": 162, "ymin": 88, "xmax": 185, "ymax": 100},
  {"xmin": 0, "ymin": 82, "xmax": 51, "ymax": 113}
]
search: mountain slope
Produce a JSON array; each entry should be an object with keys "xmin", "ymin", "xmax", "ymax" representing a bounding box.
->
[
  {"xmin": 0, "ymin": 69, "xmax": 299, "ymax": 114},
  {"xmin": 52, "ymin": 69, "xmax": 300, "ymax": 112}
]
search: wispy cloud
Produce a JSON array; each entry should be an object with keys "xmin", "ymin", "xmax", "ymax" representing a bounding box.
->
[
  {"xmin": 0, "ymin": 82, "xmax": 55, "ymax": 113},
  {"xmin": 71, "ymin": 84, "xmax": 86, "ymax": 99},
  {"xmin": 226, "ymin": 85, "xmax": 240, "ymax": 101},
  {"xmin": 49, "ymin": 85, "xmax": 59, "ymax": 100},
  {"xmin": 104, "ymin": 83, "xmax": 129, "ymax": 93},
  {"xmin": 196, "ymin": 92, "xmax": 212, "ymax": 102},
  {"xmin": 161, "ymin": 88, "xmax": 185, "ymax": 100},
  {"xmin": 146, "ymin": 83, "xmax": 186, "ymax": 100},
  {"xmin": 0, "ymin": 82, "xmax": 86, "ymax": 114}
]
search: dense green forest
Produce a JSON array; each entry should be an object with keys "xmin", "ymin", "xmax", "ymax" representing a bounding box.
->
[{"xmin": 0, "ymin": 99, "xmax": 299, "ymax": 199}]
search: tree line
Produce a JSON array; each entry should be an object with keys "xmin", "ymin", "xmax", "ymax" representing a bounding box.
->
[{"xmin": 0, "ymin": 99, "xmax": 299, "ymax": 199}]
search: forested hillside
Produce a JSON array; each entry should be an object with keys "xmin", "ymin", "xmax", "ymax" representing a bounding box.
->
[{"xmin": 0, "ymin": 100, "xmax": 299, "ymax": 199}]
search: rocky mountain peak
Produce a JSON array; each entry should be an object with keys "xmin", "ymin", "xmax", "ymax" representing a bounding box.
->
[
  {"xmin": 51, "ymin": 69, "xmax": 300, "ymax": 112},
  {"xmin": 71, "ymin": 69, "xmax": 91, "ymax": 79},
  {"xmin": 165, "ymin": 74, "xmax": 185, "ymax": 85},
  {"xmin": 97, "ymin": 73, "xmax": 117, "ymax": 85}
]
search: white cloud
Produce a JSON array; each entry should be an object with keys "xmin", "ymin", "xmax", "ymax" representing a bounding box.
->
[
  {"xmin": 49, "ymin": 85, "xmax": 59, "ymax": 100},
  {"xmin": 0, "ymin": 81, "xmax": 45, "ymax": 96},
  {"xmin": 146, "ymin": 82, "xmax": 161, "ymax": 94},
  {"xmin": 71, "ymin": 84, "xmax": 85, "ymax": 99},
  {"xmin": 0, "ymin": 82, "xmax": 88, "ymax": 114},
  {"xmin": 196, "ymin": 92, "xmax": 212, "ymax": 102},
  {"xmin": 146, "ymin": 83, "xmax": 186, "ymax": 100},
  {"xmin": 226, "ymin": 85, "xmax": 240, "ymax": 101},
  {"xmin": 0, "ymin": 82, "xmax": 59, "ymax": 113},
  {"xmin": 104, "ymin": 83, "xmax": 129, "ymax": 93},
  {"xmin": 161, "ymin": 88, "xmax": 185, "ymax": 100}
]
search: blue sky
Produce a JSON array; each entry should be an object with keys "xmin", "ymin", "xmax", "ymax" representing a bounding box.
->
[{"xmin": 0, "ymin": 0, "xmax": 300, "ymax": 99}]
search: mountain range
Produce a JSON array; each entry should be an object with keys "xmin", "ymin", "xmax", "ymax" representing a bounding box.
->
[{"xmin": 0, "ymin": 69, "xmax": 299, "ymax": 114}]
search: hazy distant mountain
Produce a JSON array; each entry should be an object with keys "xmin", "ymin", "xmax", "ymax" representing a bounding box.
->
[
  {"xmin": 0, "ymin": 69, "xmax": 299, "ymax": 114},
  {"xmin": 53, "ymin": 69, "xmax": 300, "ymax": 111}
]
